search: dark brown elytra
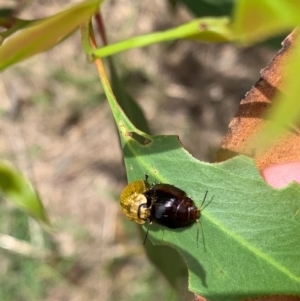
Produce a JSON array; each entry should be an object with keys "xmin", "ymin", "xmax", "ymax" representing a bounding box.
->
[
  {"xmin": 142, "ymin": 175, "xmax": 213, "ymax": 247},
  {"xmin": 144, "ymin": 183, "xmax": 201, "ymax": 229}
]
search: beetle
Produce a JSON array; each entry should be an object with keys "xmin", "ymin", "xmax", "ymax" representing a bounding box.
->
[{"xmin": 119, "ymin": 175, "xmax": 212, "ymax": 245}]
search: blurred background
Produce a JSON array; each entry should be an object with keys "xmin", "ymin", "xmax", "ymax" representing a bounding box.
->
[{"xmin": 0, "ymin": 0, "xmax": 276, "ymax": 300}]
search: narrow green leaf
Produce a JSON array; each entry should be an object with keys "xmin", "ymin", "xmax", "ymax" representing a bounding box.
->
[
  {"xmin": 0, "ymin": 0, "xmax": 102, "ymax": 70},
  {"xmin": 233, "ymin": 0, "xmax": 300, "ymax": 43},
  {"xmin": 92, "ymin": 17, "xmax": 233, "ymax": 58},
  {"xmin": 0, "ymin": 163, "xmax": 49, "ymax": 224}
]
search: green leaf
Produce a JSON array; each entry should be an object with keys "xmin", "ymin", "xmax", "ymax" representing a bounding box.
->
[
  {"xmin": 0, "ymin": 0, "xmax": 102, "ymax": 70},
  {"xmin": 92, "ymin": 17, "xmax": 233, "ymax": 58},
  {"xmin": 123, "ymin": 138, "xmax": 300, "ymax": 300},
  {"xmin": 0, "ymin": 163, "xmax": 49, "ymax": 224},
  {"xmin": 233, "ymin": 0, "xmax": 300, "ymax": 43}
]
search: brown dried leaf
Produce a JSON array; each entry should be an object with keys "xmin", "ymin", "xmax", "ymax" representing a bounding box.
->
[{"xmin": 216, "ymin": 30, "xmax": 300, "ymax": 170}]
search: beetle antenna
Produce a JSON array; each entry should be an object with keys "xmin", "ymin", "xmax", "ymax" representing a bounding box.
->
[
  {"xmin": 145, "ymin": 173, "xmax": 149, "ymax": 182},
  {"xmin": 200, "ymin": 190, "xmax": 208, "ymax": 208},
  {"xmin": 196, "ymin": 219, "xmax": 206, "ymax": 251},
  {"xmin": 200, "ymin": 191, "xmax": 214, "ymax": 211},
  {"xmin": 196, "ymin": 220, "xmax": 199, "ymax": 248},
  {"xmin": 197, "ymin": 191, "xmax": 213, "ymax": 251},
  {"xmin": 200, "ymin": 219, "xmax": 206, "ymax": 251}
]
